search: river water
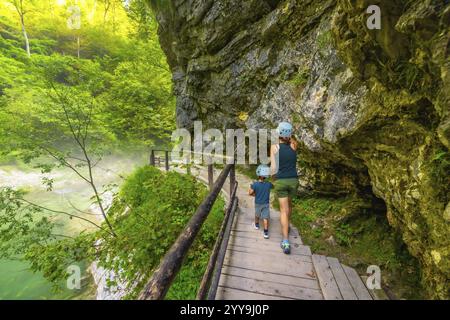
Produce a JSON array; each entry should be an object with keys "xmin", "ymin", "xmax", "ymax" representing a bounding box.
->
[{"xmin": 0, "ymin": 155, "xmax": 146, "ymax": 299}]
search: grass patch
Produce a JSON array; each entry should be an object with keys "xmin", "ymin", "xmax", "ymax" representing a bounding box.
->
[{"xmin": 286, "ymin": 195, "xmax": 424, "ymax": 299}]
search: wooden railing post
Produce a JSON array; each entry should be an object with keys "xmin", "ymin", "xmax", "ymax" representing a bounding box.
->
[
  {"xmin": 165, "ymin": 151, "xmax": 169, "ymax": 171},
  {"xmin": 208, "ymin": 164, "xmax": 214, "ymax": 190},
  {"xmin": 229, "ymin": 164, "xmax": 236, "ymax": 196},
  {"xmin": 150, "ymin": 149, "xmax": 155, "ymax": 166}
]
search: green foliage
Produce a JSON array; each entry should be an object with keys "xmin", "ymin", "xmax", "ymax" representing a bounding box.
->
[
  {"xmin": 0, "ymin": 0, "xmax": 180, "ymax": 298},
  {"xmin": 100, "ymin": 41, "xmax": 175, "ymax": 146},
  {"xmin": 166, "ymin": 197, "xmax": 224, "ymax": 299},
  {"xmin": 127, "ymin": 0, "xmax": 158, "ymax": 40},
  {"xmin": 289, "ymin": 69, "xmax": 310, "ymax": 87},
  {"xmin": 99, "ymin": 166, "xmax": 224, "ymax": 298},
  {"xmin": 317, "ymin": 30, "xmax": 332, "ymax": 51},
  {"xmin": 25, "ymin": 233, "xmax": 96, "ymax": 290},
  {"xmin": 0, "ymin": 187, "xmax": 53, "ymax": 259},
  {"xmin": 393, "ymin": 61, "xmax": 423, "ymax": 91},
  {"xmin": 334, "ymin": 223, "xmax": 354, "ymax": 246},
  {"xmin": 430, "ymin": 148, "xmax": 450, "ymax": 186},
  {"xmin": 0, "ymin": 0, "xmax": 175, "ymax": 164},
  {"xmin": 289, "ymin": 196, "xmax": 424, "ymax": 299}
]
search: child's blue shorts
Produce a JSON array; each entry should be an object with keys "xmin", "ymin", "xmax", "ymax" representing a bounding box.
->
[{"xmin": 255, "ymin": 203, "xmax": 270, "ymax": 220}]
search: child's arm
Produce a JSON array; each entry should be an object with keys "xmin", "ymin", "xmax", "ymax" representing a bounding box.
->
[{"xmin": 248, "ymin": 183, "xmax": 255, "ymax": 196}]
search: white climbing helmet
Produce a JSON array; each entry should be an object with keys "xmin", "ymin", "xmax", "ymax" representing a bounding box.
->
[
  {"xmin": 256, "ymin": 164, "xmax": 270, "ymax": 178},
  {"xmin": 277, "ymin": 122, "xmax": 293, "ymax": 138}
]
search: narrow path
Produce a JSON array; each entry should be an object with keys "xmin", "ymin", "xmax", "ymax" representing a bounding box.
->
[{"xmin": 174, "ymin": 165, "xmax": 374, "ymax": 300}]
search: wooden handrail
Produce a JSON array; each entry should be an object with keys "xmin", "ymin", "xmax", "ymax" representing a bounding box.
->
[
  {"xmin": 150, "ymin": 149, "xmax": 170, "ymax": 171},
  {"xmin": 197, "ymin": 181, "xmax": 239, "ymax": 299},
  {"xmin": 207, "ymin": 198, "xmax": 238, "ymax": 300},
  {"xmin": 139, "ymin": 164, "xmax": 236, "ymax": 300}
]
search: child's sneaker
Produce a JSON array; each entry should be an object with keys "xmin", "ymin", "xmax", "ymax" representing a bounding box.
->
[
  {"xmin": 263, "ymin": 230, "xmax": 269, "ymax": 239},
  {"xmin": 280, "ymin": 240, "xmax": 291, "ymax": 254},
  {"xmin": 252, "ymin": 222, "xmax": 260, "ymax": 230}
]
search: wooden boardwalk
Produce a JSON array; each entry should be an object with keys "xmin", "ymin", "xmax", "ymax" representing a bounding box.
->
[
  {"xmin": 214, "ymin": 173, "xmax": 374, "ymax": 300},
  {"xmin": 176, "ymin": 166, "xmax": 374, "ymax": 300}
]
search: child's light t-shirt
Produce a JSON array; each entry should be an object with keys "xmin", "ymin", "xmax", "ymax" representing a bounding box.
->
[{"xmin": 250, "ymin": 181, "xmax": 273, "ymax": 205}]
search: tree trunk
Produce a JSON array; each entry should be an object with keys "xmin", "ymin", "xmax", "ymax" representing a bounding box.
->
[
  {"xmin": 103, "ymin": 0, "xmax": 110, "ymax": 25},
  {"xmin": 77, "ymin": 36, "xmax": 80, "ymax": 59},
  {"xmin": 20, "ymin": 14, "xmax": 30, "ymax": 58}
]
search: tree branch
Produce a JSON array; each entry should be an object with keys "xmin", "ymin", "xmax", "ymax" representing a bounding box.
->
[{"xmin": 15, "ymin": 197, "xmax": 113, "ymax": 236}]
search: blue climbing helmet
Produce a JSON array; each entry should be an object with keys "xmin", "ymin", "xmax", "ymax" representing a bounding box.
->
[
  {"xmin": 277, "ymin": 122, "xmax": 293, "ymax": 138},
  {"xmin": 256, "ymin": 164, "xmax": 270, "ymax": 178}
]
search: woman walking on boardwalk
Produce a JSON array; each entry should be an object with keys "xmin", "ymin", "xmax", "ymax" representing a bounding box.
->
[{"xmin": 270, "ymin": 122, "xmax": 298, "ymax": 254}]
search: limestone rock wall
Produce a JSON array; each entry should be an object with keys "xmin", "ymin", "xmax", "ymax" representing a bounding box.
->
[{"xmin": 150, "ymin": 0, "xmax": 450, "ymax": 298}]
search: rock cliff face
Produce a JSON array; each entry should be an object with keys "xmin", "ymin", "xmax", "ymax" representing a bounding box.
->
[{"xmin": 151, "ymin": 0, "xmax": 450, "ymax": 298}]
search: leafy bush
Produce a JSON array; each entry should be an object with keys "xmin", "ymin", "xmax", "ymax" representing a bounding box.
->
[{"xmin": 97, "ymin": 166, "xmax": 225, "ymax": 298}]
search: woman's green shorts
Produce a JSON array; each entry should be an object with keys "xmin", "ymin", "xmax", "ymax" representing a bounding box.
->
[{"xmin": 274, "ymin": 178, "xmax": 299, "ymax": 198}]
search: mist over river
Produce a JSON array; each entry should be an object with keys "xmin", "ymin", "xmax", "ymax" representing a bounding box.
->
[{"xmin": 0, "ymin": 154, "xmax": 147, "ymax": 299}]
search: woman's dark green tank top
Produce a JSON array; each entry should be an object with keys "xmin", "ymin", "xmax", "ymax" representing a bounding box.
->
[{"xmin": 275, "ymin": 143, "xmax": 298, "ymax": 179}]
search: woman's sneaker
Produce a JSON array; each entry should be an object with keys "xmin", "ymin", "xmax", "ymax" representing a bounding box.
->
[
  {"xmin": 280, "ymin": 240, "xmax": 291, "ymax": 254},
  {"xmin": 252, "ymin": 222, "xmax": 260, "ymax": 230},
  {"xmin": 263, "ymin": 230, "xmax": 269, "ymax": 239}
]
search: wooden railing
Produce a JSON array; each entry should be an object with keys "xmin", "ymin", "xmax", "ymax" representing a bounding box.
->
[
  {"xmin": 139, "ymin": 149, "xmax": 239, "ymax": 300},
  {"xmin": 149, "ymin": 149, "xmax": 170, "ymax": 171}
]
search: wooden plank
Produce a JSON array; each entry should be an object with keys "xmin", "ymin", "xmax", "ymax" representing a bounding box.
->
[
  {"xmin": 227, "ymin": 246, "xmax": 312, "ymax": 264},
  {"xmin": 234, "ymin": 222, "xmax": 281, "ymax": 232},
  {"xmin": 225, "ymin": 246, "xmax": 312, "ymax": 265},
  {"xmin": 232, "ymin": 224, "xmax": 302, "ymax": 242},
  {"xmin": 326, "ymin": 257, "xmax": 358, "ymax": 300},
  {"xmin": 219, "ymin": 274, "xmax": 323, "ymax": 300},
  {"xmin": 311, "ymin": 254, "xmax": 342, "ymax": 300},
  {"xmin": 230, "ymin": 233, "xmax": 303, "ymax": 248},
  {"xmin": 221, "ymin": 265, "xmax": 320, "ymax": 290},
  {"xmin": 231, "ymin": 230, "xmax": 302, "ymax": 244},
  {"xmin": 224, "ymin": 250, "xmax": 316, "ymax": 279},
  {"xmin": 229, "ymin": 242, "xmax": 312, "ymax": 257},
  {"xmin": 216, "ymin": 286, "xmax": 291, "ymax": 300},
  {"xmin": 235, "ymin": 214, "xmax": 279, "ymax": 223},
  {"xmin": 234, "ymin": 218, "xmax": 302, "ymax": 240},
  {"xmin": 360, "ymin": 276, "xmax": 384, "ymax": 300},
  {"xmin": 233, "ymin": 222, "xmax": 299, "ymax": 237},
  {"xmin": 341, "ymin": 264, "xmax": 373, "ymax": 300},
  {"xmin": 228, "ymin": 236, "xmax": 310, "ymax": 258}
]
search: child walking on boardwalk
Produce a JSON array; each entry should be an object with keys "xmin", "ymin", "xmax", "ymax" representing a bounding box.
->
[{"xmin": 248, "ymin": 165, "xmax": 273, "ymax": 239}]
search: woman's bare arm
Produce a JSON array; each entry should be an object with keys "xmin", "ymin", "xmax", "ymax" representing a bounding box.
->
[
  {"xmin": 270, "ymin": 144, "xmax": 278, "ymax": 178},
  {"xmin": 290, "ymin": 136, "xmax": 298, "ymax": 151}
]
